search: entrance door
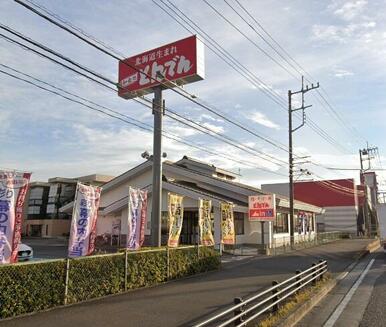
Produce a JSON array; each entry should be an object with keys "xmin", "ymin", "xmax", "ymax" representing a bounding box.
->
[
  {"xmin": 180, "ymin": 211, "xmax": 198, "ymax": 245},
  {"xmin": 30, "ymin": 224, "xmax": 42, "ymax": 237}
]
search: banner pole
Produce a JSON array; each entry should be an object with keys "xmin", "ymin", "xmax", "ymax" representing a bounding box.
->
[
  {"xmin": 64, "ymin": 257, "xmax": 70, "ymax": 305},
  {"xmin": 167, "ymin": 245, "xmax": 170, "ymax": 280},
  {"xmin": 124, "ymin": 249, "xmax": 128, "ymax": 291}
]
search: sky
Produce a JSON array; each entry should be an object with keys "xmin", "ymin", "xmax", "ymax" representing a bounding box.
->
[{"xmin": 0, "ymin": 0, "xmax": 386, "ymax": 189}]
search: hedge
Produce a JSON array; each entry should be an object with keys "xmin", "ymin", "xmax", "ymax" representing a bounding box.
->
[{"xmin": 0, "ymin": 246, "xmax": 220, "ymax": 319}]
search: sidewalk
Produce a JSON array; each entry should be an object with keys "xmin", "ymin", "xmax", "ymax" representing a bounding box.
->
[{"xmin": 0, "ymin": 239, "xmax": 374, "ymax": 327}]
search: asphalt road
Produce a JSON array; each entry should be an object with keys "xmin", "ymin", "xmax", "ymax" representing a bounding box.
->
[
  {"xmin": 0, "ymin": 238, "xmax": 373, "ymax": 327},
  {"xmin": 360, "ymin": 253, "xmax": 386, "ymax": 327},
  {"xmin": 22, "ymin": 238, "xmax": 68, "ymax": 259},
  {"xmin": 297, "ymin": 249, "xmax": 385, "ymax": 327}
]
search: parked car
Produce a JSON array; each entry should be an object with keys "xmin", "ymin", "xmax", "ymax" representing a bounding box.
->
[
  {"xmin": 384, "ymin": 240, "xmax": 386, "ymax": 254},
  {"xmin": 18, "ymin": 243, "xmax": 33, "ymax": 261}
]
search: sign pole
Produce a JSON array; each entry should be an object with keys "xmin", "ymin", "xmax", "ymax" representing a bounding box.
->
[
  {"xmin": 261, "ymin": 221, "xmax": 265, "ymax": 248},
  {"xmin": 151, "ymin": 86, "xmax": 164, "ymax": 247}
]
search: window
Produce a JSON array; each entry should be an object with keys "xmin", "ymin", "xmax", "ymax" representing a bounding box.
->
[
  {"xmin": 28, "ymin": 206, "xmax": 41, "ymax": 215},
  {"xmin": 46, "ymin": 204, "xmax": 56, "ymax": 214},
  {"xmin": 29, "ymin": 199, "xmax": 43, "ymax": 205},
  {"xmin": 274, "ymin": 212, "xmax": 289, "ymax": 233},
  {"xmin": 234, "ymin": 212, "xmax": 244, "ymax": 235},
  {"xmin": 48, "ymin": 184, "xmax": 58, "ymax": 197},
  {"xmin": 30, "ymin": 187, "xmax": 44, "ymax": 199}
]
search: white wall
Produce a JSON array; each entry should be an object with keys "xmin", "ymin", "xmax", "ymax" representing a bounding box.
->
[
  {"xmin": 376, "ymin": 203, "xmax": 386, "ymax": 240},
  {"xmin": 322, "ymin": 206, "xmax": 358, "ymax": 233}
]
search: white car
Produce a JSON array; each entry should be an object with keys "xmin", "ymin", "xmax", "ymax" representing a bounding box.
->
[{"xmin": 18, "ymin": 243, "xmax": 33, "ymax": 261}]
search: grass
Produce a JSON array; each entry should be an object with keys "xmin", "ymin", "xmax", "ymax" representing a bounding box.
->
[{"xmin": 256, "ymin": 273, "xmax": 332, "ymax": 327}]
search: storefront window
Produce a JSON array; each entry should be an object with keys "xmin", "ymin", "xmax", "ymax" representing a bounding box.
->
[
  {"xmin": 234, "ymin": 212, "xmax": 244, "ymax": 235},
  {"xmin": 274, "ymin": 212, "xmax": 289, "ymax": 233}
]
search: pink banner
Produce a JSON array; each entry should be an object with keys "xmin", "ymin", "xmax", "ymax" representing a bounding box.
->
[
  {"xmin": 0, "ymin": 171, "xmax": 31, "ymax": 264},
  {"xmin": 127, "ymin": 187, "xmax": 147, "ymax": 250},
  {"xmin": 68, "ymin": 183, "xmax": 101, "ymax": 258}
]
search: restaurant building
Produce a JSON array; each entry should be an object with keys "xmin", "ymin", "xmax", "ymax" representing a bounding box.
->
[{"xmin": 61, "ymin": 156, "xmax": 323, "ymax": 249}]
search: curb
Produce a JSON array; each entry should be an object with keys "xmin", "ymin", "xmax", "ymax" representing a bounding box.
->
[
  {"xmin": 276, "ymin": 278, "xmax": 337, "ymax": 327},
  {"xmin": 274, "ymin": 239, "xmax": 379, "ymax": 327}
]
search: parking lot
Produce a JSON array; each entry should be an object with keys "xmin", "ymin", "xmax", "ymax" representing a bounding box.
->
[{"xmin": 22, "ymin": 238, "xmax": 68, "ymax": 260}]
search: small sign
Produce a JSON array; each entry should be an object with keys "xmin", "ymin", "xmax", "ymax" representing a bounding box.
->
[
  {"xmin": 118, "ymin": 35, "xmax": 205, "ymax": 99},
  {"xmin": 248, "ymin": 194, "xmax": 276, "ymax": 222}
]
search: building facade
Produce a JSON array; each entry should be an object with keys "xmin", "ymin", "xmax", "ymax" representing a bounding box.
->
[
  {"xmin": 262, "ymin": 179, "xmax": 366, "ymax": 235},
  {"xmin": 22, "ymin": 174, "xmax": 113, "ymax": 237},
  {"xmin": 61, "ymin": 156, "xmax": 322, "ymax": 248}
]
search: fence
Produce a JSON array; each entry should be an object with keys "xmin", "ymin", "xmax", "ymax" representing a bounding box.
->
[
  {"xmin": 0, "ymin": 245, "xmax": 220, "ymax": 319},
  {"xmin": 194, "ymin": 260, "xmax": 328, "ymax": 327},
  {"xmin": 226, "ymin": 231, "xmax": 346, "ymax": 256}
]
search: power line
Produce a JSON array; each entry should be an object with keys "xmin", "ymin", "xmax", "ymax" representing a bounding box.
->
[
  {"xmin": 0, "ymin": 66, "xmax": 287, "ymax": 176},
  {"xmin": 0, "ymin": 63, "xmax": 287, "ymax": 176},
  {"xmin": 0, "ymin": 30, "xmax": 287, "ymax": 168},
  {"xmin": 155, "ymin": 0, "xmax": 352, "ymax": 155},
  {"xmin": 230, "ymin": 0, "xmax": 367, "ymax": 146},
  {"xmin": 13, "ymin": 0, "xmax": 352, "ymax": 172},
  {"xmin": 12, "ymin": 1, "xmax": 300, "ymax": 158},
  {"xmin": 202, "ymin": 0, "xmax": 299, "ymax": 80}
]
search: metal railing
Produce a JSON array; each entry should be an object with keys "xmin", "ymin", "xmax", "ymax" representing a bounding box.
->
[
  {"xmin": 194, "ymin": 260, "xmax": 328, "ymax": 327},
  {"xmin": 226, "ymin": 231, "xmax": 345, "ymax": 256}
]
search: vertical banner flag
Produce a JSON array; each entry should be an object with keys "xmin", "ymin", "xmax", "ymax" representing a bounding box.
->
[
  {"xmin": 0, "ymin": 170, "xmax": 31, "ymax": 264},
  {"xmin": 199, "ymin": 199, "xmax": 214, "ymax": 246},
  {"xmin": 127, "ymin": 187, "xmax": 148, "ymax": 250},
  {"xmin": 168, "ymin": 193, "xmax": 184, "ymax": 248},
  {"xmin": 68, "ymin": 182, "xmax": 101, "ymax": 258},
  {"xmin": 220, "ymin": 202, "xmax": 235, "ymax": 245}
]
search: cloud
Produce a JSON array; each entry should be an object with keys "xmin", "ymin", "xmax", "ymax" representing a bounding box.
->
[
  {"xmin": 249, "ymin": 111, "xmax": 280, "ymax": 130},
  {"xmin": 333, "ymin": 0, "xmax": 368, "ymax": 21},
  {"xmin": 201, "ymin": 122, "xmax": 224, "ymax": 133},
  {"xmin": 333, "ymin": 68, "xmax": 354, "ymax": 78}
]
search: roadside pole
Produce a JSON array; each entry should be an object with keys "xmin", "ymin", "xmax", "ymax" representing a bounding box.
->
[
  {"xmin": 261, "ymin": 221, "xmax": 265, "ymax": 250},
  {"xmin": 288, "ymin": 77, "xmax": 319, "ymax": 246},
  {"xmin": 64, "ymin": 257, "xmax": 70, "ymax": 305},
  {"xmin": 151, "ymin": 86, "xmax": 164, "ymax": 247}
]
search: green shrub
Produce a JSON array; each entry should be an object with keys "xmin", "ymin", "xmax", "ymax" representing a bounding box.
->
[
  {"xmin": 0, "ymin": 246, "xmax": 220, "ymax": 319},
  {"xmin": 0, "ymin": 260, "xmax": 66, "ymax": 318}
]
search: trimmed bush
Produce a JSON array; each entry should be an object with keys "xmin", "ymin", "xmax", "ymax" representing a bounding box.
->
[
  {"xmin": 0, "ymin": 246, "xmax": 220, "ymax": 319},
  {"xmin": 0, "ymin": 260, "xmax": 66, "ymax": 318}
]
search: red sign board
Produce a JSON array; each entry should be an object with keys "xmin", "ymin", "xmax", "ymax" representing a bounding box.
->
[
  {"xmin": 118, "ymin": 35, "xmax": 205, "ymax": 99},
  {"xmin": 248, "ymin": 194, "xmax": 276, "ymax": 222}
]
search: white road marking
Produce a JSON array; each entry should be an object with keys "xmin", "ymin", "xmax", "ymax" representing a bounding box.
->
[
  {"xmin": 336, "ymin": 271, "xmax": 349, "ymax": 281},
  {"xmin": 323, "ymin": 258, "xmax": 375, "ymax": 327}
]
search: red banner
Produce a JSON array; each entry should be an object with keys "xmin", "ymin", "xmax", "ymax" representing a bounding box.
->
[{"xmin": 0, "ymin": 171, "xmax": 31, "ymax": 264}]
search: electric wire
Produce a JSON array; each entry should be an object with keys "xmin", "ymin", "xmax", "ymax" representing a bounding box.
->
[
  {"xmin": 0, "ymin": 28, "xmax": 287, "ymax": 166},
  {"xmin": 0, "ymin": 67, "xmax": 287, "ymax": 176}
]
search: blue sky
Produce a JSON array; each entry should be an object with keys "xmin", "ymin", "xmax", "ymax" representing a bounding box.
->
[{"xmin": 0, "ymin": 0, "xmax": 385, "ymax": 189}]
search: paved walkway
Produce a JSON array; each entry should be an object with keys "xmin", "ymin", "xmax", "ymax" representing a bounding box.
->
[{"xmin": 0, "ymin": 239, "xmax": 373, "ymax": 327}]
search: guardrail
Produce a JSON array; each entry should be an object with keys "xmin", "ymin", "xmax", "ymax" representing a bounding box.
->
[{"xmin": 194, "ymin": 260, "xmax": 328, "ymax": 327}]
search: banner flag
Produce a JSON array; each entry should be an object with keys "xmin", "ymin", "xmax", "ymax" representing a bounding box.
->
[
  {"xmin": 127, "ymin": 187, "xmax": 148, "ymax": 250},
  {"xmin": 168, "ymin": 193, "xmax": 184, "ymax": 248},
  {"xmin": 0, "ymin": 170, "xmax": 31, "ymax": 264},
  {"xmin": 221, "ymin": 202, "xmax": 235, "ymax": 245},
  {"xmin": 68, "ymin": 182, "xmax": 101, "ymax": 258},
  {"xmin": 199, "ymin": 199, "xmax": 214, "ymax": 246}
]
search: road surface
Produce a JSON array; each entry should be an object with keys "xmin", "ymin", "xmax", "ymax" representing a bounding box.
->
[
  {"xmin": 297, "ymin": 249, "xmax": 385, "ymax": 327},
  {"xmin": 1, "ymin": 239, "xmax": 374, "ymax": 327}
]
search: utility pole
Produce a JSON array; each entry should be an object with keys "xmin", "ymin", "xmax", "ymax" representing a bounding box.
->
[
  {"xmin": 359, "ymin": 144, "xmax": 379, "ymax": 237},
  {"xmin": 151, "ymin": 86, "xmax": 164, "ymax": 247},
  {"xmin": 289, "ymin": 76, "xmax": 319, "ymax": 245}
]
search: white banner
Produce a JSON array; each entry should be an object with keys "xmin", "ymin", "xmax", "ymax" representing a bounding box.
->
[
  {"xmin": 0, "ymin": 170, "xmax": 31, "ymax": 264},
  {"xmin": 68, "ymin": 182, "xmax": 101, "ymax": 258},
  {"xmin": 127, "ymin": 187, "xmax": 148, "ymax": 250}
]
